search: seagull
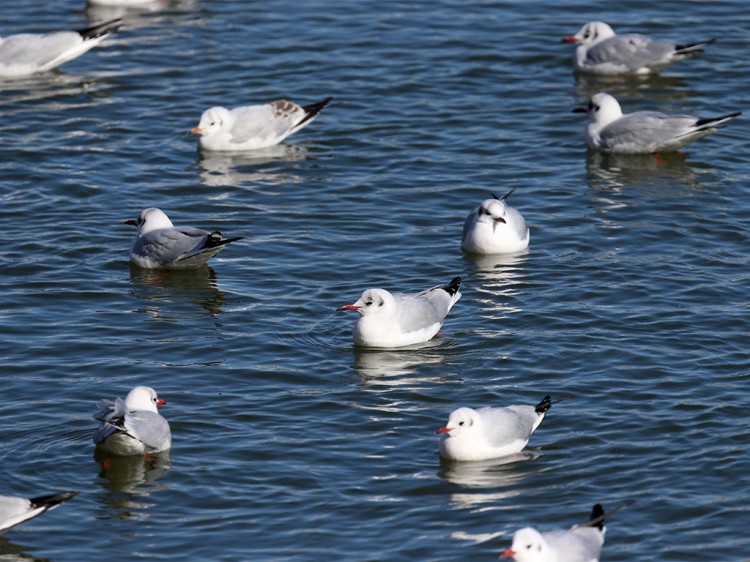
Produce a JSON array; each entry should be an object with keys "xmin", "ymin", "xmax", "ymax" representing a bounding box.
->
[
  {"xmin": 0, "ymin": 491, "xmax": 79, "ymax": 534},
  {"xmin": 93, "ymin": 386, "xmax": 172, "ymax": 456},
  {"xmin": 461, "ymin": 188, "xmax": 530, "ymax": 255},
  {"xmin": 189, "ymin": 97, "xmax": 333, "ymax": 152},
  {"xmin": 0, "ymin": 19, "xmax": 121, "ymax": 78},
  {"xmin": 500, "ymin": 501, "xmax": 633, "ymax": 561},
  {"xmin": 436, "ymin": 395, "xmax": 560, "ymax": 461},
  {"xmin": 573, "ymin": 92, "xmax": 741, "ymax": 154},
  {"xmin": 125, "ymin": 207, "xmax": 243, "ymax": 269},
  {"xmin": 338, "ymin": 276, "xmax": 465, "ymax": 348},
  {"xmin": 562, "ymin": 21, "xmax": 714, "ymax": 75}
]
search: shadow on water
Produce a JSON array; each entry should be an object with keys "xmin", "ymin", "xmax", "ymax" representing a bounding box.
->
[
  {"xmin": 128, "ymin": 265, "xmax": 227, "ymax": 318},
  {"xmin": 194, "ymin": 144, "xmax": 309, "ymax": 188},
  {"xmin": 93, "ymin": 448, "xmax": 172, "ymax": 494}
]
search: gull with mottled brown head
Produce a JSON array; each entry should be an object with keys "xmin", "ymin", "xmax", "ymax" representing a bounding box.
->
[{"xmin": 189, "ymin": 97, "xmax": 333, "ymax": 152}]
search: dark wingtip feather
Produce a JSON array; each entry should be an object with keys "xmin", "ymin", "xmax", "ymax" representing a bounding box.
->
[
  {"xmin": 77, "ymin": 19, "xmax": 122, "ymax": 40},
  {"xmin": 440, "ymin": 276, "xmax": 463, "ymax": 297},
  {"xmin": 694, "ymin": 111, "xmax": 741, "ymax": 129},
  {"xmin": 674, "ymin": 38, "xmax": 715, "ymax": 54},
  {"xmin": 491, "ymin": 187, "xmax": 517, "ymax": 201},
  {"xmin": 205, "ymin": 232, "xmax": 243, "ymax": 249},
  {"xmin": 297, "ymin": 97, "xmax": 333, "ymax": 127},
  {"xmin": 30, "ymin": 491, "xmax": 79, "ymax": 510},
  {"xmin": 534, "ymin": 395, "xmax": 553, "ymax": 414},
  {"xmin": 588, "ymin": 504, "xmax": 606, "ymax": 531}
]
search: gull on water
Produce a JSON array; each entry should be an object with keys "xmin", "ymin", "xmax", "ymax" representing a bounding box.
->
[
  {"xmin": 189, "ymin": 97, "xmax": 333, "ymax": 152},
  {"xmin": 93, "ymin": 386, "xmax": 171, "ymax": 456},
  {"xmin": 0, "ymin": 491, "xmax": 78, "ymax": 534},
  {"xmin": 562, "ymin": 21, "xmax": 713, "ymax": 75},
  {"xmin": 461, "ymin": 188, "xmax": 529, "ymax": 255},
  {"xmin": 338, "ymin": 276, "xmax": 465, "ymax": 348},
  {"xmin": 574, "ymin": 92, "xmax": 741, "ymax": 154},
  {"xmin": 436, "ymin": 395, "xmax": 559, "ymax": 462},
  {"xmin": 125, "ymin": 207, "xmax": 242, "ymax": 269},
  {"xmin": 500, "ymin": 501, "xmax": 633, "ymax": 562},
  {"xmin": 0, "ymin": 19, "xmax": 121, "ymax": 78}
]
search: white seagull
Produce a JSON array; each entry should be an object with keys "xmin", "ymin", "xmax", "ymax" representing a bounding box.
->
[
  {"xmin": 189, "ymin": 97, "xmax": 333, "ymax": 152},
  {"xmin": 461, "ymin": 188, "xmax": 530, "ymax": 255},
  {"xmin": 93, "ymin": 386, "xmax": 172, "ymax": 456},
  {"xmin": 0, "ymin": 491, "xmax": 79, "ymax": 534},
  {"xmin": 125, "ymin": 207, "xmax": 242, "ymax": 269},
  {"xmin": 500, "ymin": 501, "xmax": 632, "ymax": 562},
  {"xmin": 436, "ymin": 395, "xmax": 557, "ymax": 462},
  {"xmin": 574, "ymin": 92, "xmax": 741, "ymax": 154},
  {"xmin": 0, "ymin": 19, "xmax": 120, "ymax": 78},
  {"xmin": 562, "ymin": 21, "xmax": 713, "ymax": 75},
  {"xmin": 338, "ymin": 276, "xmax": 465, "ymax": 348}
]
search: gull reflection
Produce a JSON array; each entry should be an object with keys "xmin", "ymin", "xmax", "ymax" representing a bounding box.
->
[
  {"xmin": 128, "ymin": 265, "xmax": 227, "ymax": 319},
  {"xmin": 464, "ymin": 252, "xmax": 527, "ymax": 319},
  {"xmin": 94, "ymin": 448, "xmax": 171, "ymax": 494},
  {"xmin": 86, "ymin": 0, "xmax": 201, "ymax": 24},
  {"xmin": 0, "ymin": 536, "xmax": 47, "ymax": 561},
  {"xmin": 196, "ymin": 145, "xmax": 307, "ymax": 188},
  {"xmin": 573, "ymin": 72, "xmax": 689, "ymax": 104},
  {"xmin": 351, "ymin": 341, "xmax": 448, "ymax": 382}
]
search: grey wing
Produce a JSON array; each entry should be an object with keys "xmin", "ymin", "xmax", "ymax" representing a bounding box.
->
[
  {"xmin": 0, "ymin": 32, "xmax": 80, "ymax": 66},
  {"xmin": 506, "ymin": 206, "xmax": 528, "ymax": 240},
  {"xmin": 93, "ymin": 397, "xmax": 128, "ymax": 444},
  {"xmin": 545, "ymin": 529, "xmax": 603, "ymax": 562},
  {"xmin": 229, "ymin": 102, "xmax": 302, "ymax": 144},
  {"xmin": 394, "ymin": 291, "xmax": 450, "ymax": 333},
  {"xmin": 600, "ymin": 112, "xmax": 695, "ymax": 149},
  {"xmin": 587, "ymin": 34, "xmax": 672, "ymax": 68},
  {"xmin": 134, "ymin": 227, "xmax": 207, "ymax": 264},
  {"xmin": 124, "ymin": 411, "xmax": 171, "ymax": 451},
  {"xmin": 480, "ymin": 406, "xmax": 536, "ymax": 447},
  {"xmin": 461, "ymin": 207, "xmax": 480, "ymax": 242}
]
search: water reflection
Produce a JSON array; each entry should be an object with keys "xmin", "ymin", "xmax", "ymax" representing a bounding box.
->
[
  {"xmin": 86, "ymin": 0, "xmax": 201, "ymax": 24},
  {"xmin": 0, "ymin": 537, "xmax": 47, "ymax": 561},
  {"xmin": 195, "ymin": 145, "xmax": 308, "ymax": 188},
  {"xmin": 94, "ymin": 448, "xmax": 171, "ymax": 494},
  {"xmin": 572, "ymin": 72, "xmax": 690, "ymax": 104},
  {"xmin": 464, "ymin": 252, "xmax": 527, "ymax": 319},
  {"xmin": 128, "ymin": 266, "xmax": 227, "ymax": 318},
  {"xmin": 351, "ymin": 341, "xmax": 448, "ymax": 381}
]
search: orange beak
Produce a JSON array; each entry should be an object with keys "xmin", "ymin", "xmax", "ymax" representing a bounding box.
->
[
  {"xmin": 561, "ymin": 36, "xmax": 577, "ymax": 43},
  {"xmin": 189, "ymin": 127, "xmax": 203, "ymax": 135},
  {"xmin": 435, "ymin": 426, "xmax": 451, "ymax": 434},
  {"xmin": 500, "ymin": 547, "xmax": 516, "ymax": 558},
  {"xmin": 337, "ymin": 304, "xmax": 360, "ymax": 311},
  {"xmin": 156, "ymin": 399, "xmax": 167, "ymax": 406}
]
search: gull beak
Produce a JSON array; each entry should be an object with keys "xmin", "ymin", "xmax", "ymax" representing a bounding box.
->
[
  {"xmin": 189, "ymin": 126, "xmax": 203, "ymax": 135},
  {"xmin": 156, "ymin": 399, "xmax": 167, "ymax": 406},
  {"xmin": 561, "ymin": 36, "xmax": 577, "ymax": 43},
  {"xmin": 571, "ymin": 107, "xmax": 588, "ymax": 114},
  {"xmin": 500, "ymin": 547, "xmax": 516, "ymax": 558},
  {"xmin": 337, "ymin": 304, "xmax": 361, "ymax": 311},
  {"xmin": 435, "ymin": 426, "xmax": 452, "ymax": 435},
  {"xmin": 124, "ymin": 218, "xmax": 138, "ymax": 226}
]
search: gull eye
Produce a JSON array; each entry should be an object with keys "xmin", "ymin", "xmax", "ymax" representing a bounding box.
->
[
  {"xmin": 458, "ymin": 421, "xmax": 465, "ymax": 426},
  {"xmin": 365, "ymin": 300, "xmax": 373, "ymax": 306},
  {"xmin": 526, "ymin": 545, "xmax": 532, "ymax": 550}
]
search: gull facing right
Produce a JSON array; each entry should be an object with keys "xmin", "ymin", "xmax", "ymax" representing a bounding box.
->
[
  {"xmin": 338, "ymin": 276, "xmax": 465, "ymax": 348},
  {"xmin": 436, "ymin": 395, "xmax": 556, "ymax": 461},
  {"xmin": 574, "ymin": 92, "xmax": 741, "ymax": 154},
  {"xmin": 461, "ymin": 188, "xmax": 529, "ymax": 255},
  {"xmin": 0, "ymin": 491, "xmax": 78, "ymax": 534}
]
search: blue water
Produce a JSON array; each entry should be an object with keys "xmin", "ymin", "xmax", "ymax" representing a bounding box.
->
[{"xmin": 0, "ymin": 0, "xmax": 748, "ymax": 560}]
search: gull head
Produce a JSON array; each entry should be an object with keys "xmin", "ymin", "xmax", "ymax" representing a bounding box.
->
[
  {"xmin": 563, "ymin": 21, "xmax": 615, "ymax": 45},
  {"xmin": 125, "ymin": 386, "xmax": 166, "ymax": 413},
  {"xmin": 190, "ymin": 106, "xmax": 232, "ymax": 136},
  {"xmin": 125, "ymin": 207, "xmax": 174, "ymax": 235},
  {"xmin": 476, "ymin": 198, "xmax": 512, "ymax": 231},
  {"xmin": 500, "ymin": 527, "xmax": 550, "ymax": 561},
  {"xmin": 586, "ymin": 92, "xmax": 623, "ymax": 127},
  {"xmin": 436, "ymin": 407, "xmax": 481, "ymax": 438},
  {"xmin": 338, "ymin": 288, "xmax": 395, "ymax": 317}
]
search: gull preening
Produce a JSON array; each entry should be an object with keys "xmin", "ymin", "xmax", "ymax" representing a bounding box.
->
[
  {"xmin": 0, "ymin": 491, "xmax": 79, "ymax": 534},
  {"xmin": 93, "ymin": 386, "xmax": 172, "ymax": 456},
  {"xmin": 189, "ymin": 97, "xmax": 333, "ymax": 152},
  {"xmin": 500, "ymin": 501, "xmax": 632, "ymax": 561},
  {"xmin": 0, "ymin": 19, "xmax": 121, "ymax": 78},
  {"xmin": 574, "ymin": 92, "xmax": 741, "ymax": 154},
  {"xmin": 436, "ymin": 395, "xmax": 557, "ymax": 461},
  {"xmin": 562, "ymin": 21, "xmax": 713, "ymax": 75},
  {"xmin": 461, "ymin": 188, "xmax": 529, "ymax": 255},
  {"xmin": 125, "ymin": 207, "xmax": 242, "ymax": 269},
  {"xmin": 338, "ymin": 276, "xmax": 465, "ymax": 348}
]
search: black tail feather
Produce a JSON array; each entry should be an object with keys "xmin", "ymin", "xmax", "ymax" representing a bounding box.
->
[
  {"xmin": 674, "ymin": 38, "xmax": 715, "ymax": 54},
  {"xmin": 298, "ymin": 97, "xmax": 333, "ymax": 127},
  {"xmin": 440, "ymin": 276, "xmax": 464, "ymax": 297},
  {"xmin": 588, "ymin": 504, "xmax": 605, "ymax": 531},
  {"xmin": 491, "ymin": 187, "xmax": 517, "ymax": 201},
  {"xmin": 77, "ymin": 19, "xmax": 122, "ymax": 40},
  {"xmin": 30, "ymin": 491, "xmax": 79, "ymax": 510},
  {"xmin": 205, "ymin": 232, "xmax": 243, "ymax": 249},
  {"xmin": 695, "ymin": 111, "xmax": 741, "ymax": 129},
  {"xmin": 534, "ymin": 395, "xmax": 553, "ymax": 414}
]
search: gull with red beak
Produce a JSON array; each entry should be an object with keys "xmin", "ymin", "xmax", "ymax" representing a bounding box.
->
[
  {"xmin": 338, "ymin": 276, "xmax": 465, "ymax": 348},
  {"xmin": 437, "ymin": 395, "xmax": 560, "ymax": 462},
  {"xmin": 562, "ymin": 21, "xmax": 713, "ymax": 75},
  {"xmin": 461, "ymin": 188, "xmax": 529, "ymax": 255},
  {"xmin": 93, "ymin": 386, "xmax": 171, "ymax": 456}
]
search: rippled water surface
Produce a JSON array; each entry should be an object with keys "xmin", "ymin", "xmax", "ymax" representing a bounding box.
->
[{"xmin": 1, "ymin": 0, "xmax": 748, "ymax": 560}]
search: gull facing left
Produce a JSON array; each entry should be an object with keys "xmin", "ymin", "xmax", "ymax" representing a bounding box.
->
[
  {"xmin": 338, "ymin": 276, "xmax": 465, "ymax": 348},
  {"xmin": 436, "ymin": 395, "xmax": 555, "ymax": 461},
  {"xmin": 574, "ymin": 92, "xmax": 741, "ymax": 154},
  {"xmin": 190, "ymin": 97, "xmax": 332, "ymax": 152},
  {"xmin": 0, "ymin": 491, "xmax": 79, "ymax": 534},
  {"xmin": 461, "ymin": 188, "xmax": 529, "ymax": 255},
  {"xmin": 0, "ymin": 19, "xmax": 121, "ymax": 78},
  {"xmin": 93, "ymin": 386, "xmax": 171, "ymax": 456},
  {"xmin": 125, "ymin": 207, "xmax": 242, "ymax": 269}
]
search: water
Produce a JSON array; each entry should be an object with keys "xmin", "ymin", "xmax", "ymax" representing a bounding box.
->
[{"xmin": 0, "ymin": 0, "xmax": 748, "ymax": 560}]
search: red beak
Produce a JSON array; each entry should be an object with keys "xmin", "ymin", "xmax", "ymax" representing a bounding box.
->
[
  {"xmin": 435, "ymin": 426, "xmax": 451, "ymax": 434},
  {"xmin": 500, "ymin": 547, "xmax": 516, "ymax": 558},
  {"xmin": 337, "ymin": 304, "xmax": 360, "ymax": 311},
  {"xmin": 561, "ymin": 36, "xmax": 577, "ymax": 43},
  {"xmin": 156, "ymin": 399, "xmax": 167, "ymax": 406},
  {"xmin": 124, "ymin": 218, "xmax": 137, "ymax": 226}
]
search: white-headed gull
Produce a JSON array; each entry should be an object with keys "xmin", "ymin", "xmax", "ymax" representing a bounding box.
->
[
  {"xmin": 338, "ymin": 276, "xmax": 465, "ymax": 348},
  {"xmin": 93, "ymin": 386, "xmax": 171, "ymax": 456},
  {"xmin": 189, "ymin": 97, "xmax": 333, "ymax": 152},
  {"xmin": 462, "ymin": 188, "xmax": 530, "ymax": 255},
  {"xmin": 125, "ymin": 207, "xmax": 242, "ymax": 269},
  {"xmin": 500, "ymin": 501, "xmax": 632, "ymax": 561},
  {"xmin": 0, "ymin": 491, "xmax": 78, "ymax": 534},
  {"xmin": 573, "ymin": 92, "xmax": 741, "ymax": 154},
  {"xmin": 562, "ymin": 21, "xmax": 713, "ymax": 75},
  {"xmin": 0, "ymin": 19, "xmax": 121, "ymax": 78},
  {"xmin": 436, "ymin": 395, "xmax": 559, "ymax": 461}
]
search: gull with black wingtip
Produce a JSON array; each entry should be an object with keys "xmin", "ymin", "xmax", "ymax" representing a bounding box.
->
[{"xmin": 461, "ymin": 188, "xmax": 529, "ymax": 255}]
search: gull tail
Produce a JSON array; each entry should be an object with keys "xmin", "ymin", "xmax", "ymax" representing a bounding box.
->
[
  {"xmin": 439, "ymin": 276, "xmax": 466, "ymax": 298},
  {"xmin": 298, "ymin": 97, "xmax": 334, "ymax": 127},
  {"xmin": 30, "ymin": 491, "xmax": 79, "ymax": 512},
  {"xmin": 694, "ymin": 111, "xmax": 741, "ymax": 131},
  {"xmin": 77, "ymin": 19, "xmax": 122, "ymax": 41},
  {"xmin": 490, "ymin": 187, "xmax": 517, "ymax": 201},
  {"xmin": 674, "ymin": 38, "xmax": 715, "ymax": 55},
  {"xmin": 534, "ymin": 395, "xmax": 553, "ymax": 414},
  {"xmin": 204, "ymin": 232, "xmax": 243, "ymax": 250},
  {"xmin": 578, "ymin": 499, "xmax": 635, "ymax": 532}
]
